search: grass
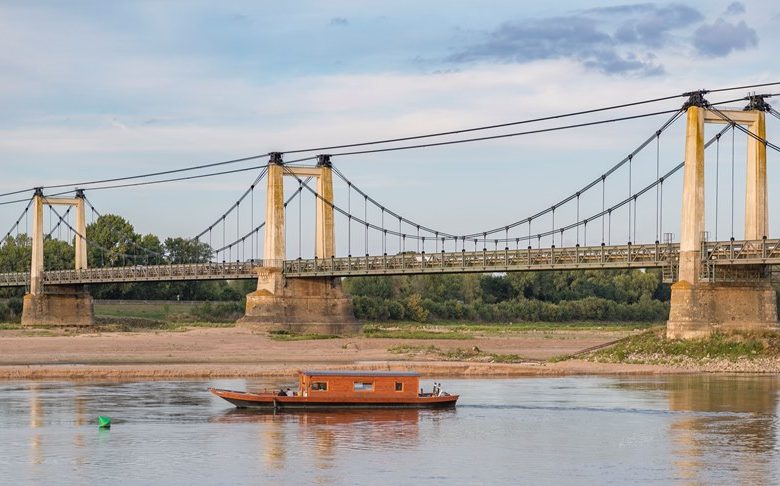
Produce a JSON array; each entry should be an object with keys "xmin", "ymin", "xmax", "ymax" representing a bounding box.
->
[
  {"xmin": 388, "ymin": 344, "xmax": 441, "ymax": 354},
  {"xmin": 589, "ymin": 328, "xmax": 780, "ymax": 364},
  {"xmin": 388, "ymin": 343, "xmax": 531, "ymax": 363},
  {"xmin": 94, "ymin": 301, "xmax": 242, "ymax": 323},
  {"xmin": 0, "ymin": 317, "xmax": 234, "ymax": 334},
  {"xmin": 93, "ymin": 318, "xmax": 236, "ymax": 333},
  {"xmin": 362, "ymin": 321, "xmax": 653, "ymax": 339},
  {"xmin": 449, "ymin": 321, "xmax": 655, "ymax": 333},
  {"xmin": 94, "ymin": 302, "xmax": 183, "ymax": 321},
  {"xmin": 267, "ymin": 330, "xmax": 341, "ymax": 341},
  {"xmin": 363, "ymin": 323, "xmax": 469, "ymax": 340}
]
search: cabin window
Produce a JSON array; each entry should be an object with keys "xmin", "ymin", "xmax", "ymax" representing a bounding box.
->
[
  {"xmin": 311, "ymin": 382, "xmax": 328, "ymax": 391},
  {"xmin": 353, "ymin": 382, "xmax": 374, "ymax": 392},
  {"xmin": 395, "ymin": 382, "xmax": 404, "ymax": 392}
]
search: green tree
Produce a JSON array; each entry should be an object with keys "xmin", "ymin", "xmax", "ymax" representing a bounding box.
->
[
  {"xmin": 164, "ymin": 237, "xmax": 213, "ymax": 264},
  {"xmin": 479, "ymin": 275, "xmax": 515, "ymax": 303},
  {"xmin": 86, "ymin": 215, "xmax": 140, "ymax": 267},
  {"xmin": 43, "ymin": 238, "xmax": 75, "ymax": 270},
  {"xmin": 343, "ymin": 276, "xmax": 395, "ymax": 299},
  {"xmin": 0, "ymin": 234, "xmax": 31, "ymax": 272},
  {"xmin": 137, "ymin": 234, "xmax": 165, "ymax": 265}
]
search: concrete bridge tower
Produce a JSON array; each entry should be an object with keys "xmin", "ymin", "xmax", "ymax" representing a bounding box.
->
[
  {"xmin": 239, "ymin": 154, "xmax": 359, "ymax": 333},
  {"xmin": 667, "ymin": 95, "xmax": 778, "ymax": 338},
  {"xmin": 21, "ymin": 189, "xmax": 94, "ymax": 327}
]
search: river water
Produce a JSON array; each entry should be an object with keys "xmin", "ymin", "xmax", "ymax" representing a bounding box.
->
[{"xmin": 1, "ymin": 375, "xmax": 778, "ymax": 485}]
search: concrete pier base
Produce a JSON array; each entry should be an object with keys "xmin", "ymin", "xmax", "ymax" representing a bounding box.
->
[
  {"xmin": 238, "ymin": 268, "xmax": 359, "ymax": 334},
  {"xmin": 666, "ymin": 280, "xmax": 778, "ymax": 339},
  {"xmin": 21, "ymin": 285, "xmax": 94, "ymax": 327}
]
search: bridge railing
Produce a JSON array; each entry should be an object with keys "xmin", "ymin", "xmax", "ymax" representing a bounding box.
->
[
  {"xmin": 700, "ymin": 238, "xmax": 780, "ymax": 282},
  {"xmin": 0, "ymin": 271, "xmax": 30, "ymax": 287},
  {"xmin": 703, "ymin": 238, "xmax": 780, "ymax": 264},
  {"xmin": 1, "ymin": 240, "xmax": 778, "ymax": 287},
  {"xmin": 41, "ymin": 261, "xmax": 265, "ymax": 285},
  {"xmin": 283, "ymin": 242, "xmax": 679, "ymax": 276}
]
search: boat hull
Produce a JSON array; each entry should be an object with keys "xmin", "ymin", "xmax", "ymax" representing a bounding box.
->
[{"xmin": 210, "ymin": 388, "xmax": 458, "ymax": 410}]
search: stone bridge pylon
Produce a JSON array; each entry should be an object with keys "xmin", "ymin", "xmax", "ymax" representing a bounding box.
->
[
  {"xmin": 21, "ymin": 189, "xmax": 94, "ymax": 327},
  {"xmin": 238, "ymin": 153, "xmax": 359, "ymax": 333},
  {"xmin": 667, "ymin": 96, "xmax": 778, "ymax": 338}
]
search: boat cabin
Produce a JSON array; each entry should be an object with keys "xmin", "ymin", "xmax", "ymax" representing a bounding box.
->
[{"xmin": 299, "ymin": 370, "xmax": 421, "ymax": 398}]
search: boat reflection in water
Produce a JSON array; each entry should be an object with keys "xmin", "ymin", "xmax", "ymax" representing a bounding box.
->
[{"xmin": 211, "ymin": 407, "xmax": 454, "ymax": 470}]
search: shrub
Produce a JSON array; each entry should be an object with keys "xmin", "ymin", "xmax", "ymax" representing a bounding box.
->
[
  {"xmin": 189, "ymin": 301, "xmax": 243, "ymax": 322},
  {"xmin": 7, "ymin": 297, "xmax": 22, "ymax": 316},
  {"xmin": 0, "ymin": 303, "xmax": 11, "ymax": 322},
  {"xmin": 405, "ymin": 293, "xmax": 429, "ymax": 323}
]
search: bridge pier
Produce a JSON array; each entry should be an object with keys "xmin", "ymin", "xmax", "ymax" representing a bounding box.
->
[
  {"xmin": 239, "ymin": 268, "xmax": 358, "ymax": 334},
  {"xmin": 667, "ymin": 280, "xmax": 777, "ymax": 339},
  {"xmin": 667, "ymin": 100, "xmax": 777, "ymax": 339},
  {"xmin": 22, "ymin": 285, "xmax": 94, "ymax": 327},
  {"xmin": 239, "ymin": 154, "xmax": 359, "ymax": 334},
  {"xmin": 21, "ymin": 190, "xmax": 95, "ymax": 327}
]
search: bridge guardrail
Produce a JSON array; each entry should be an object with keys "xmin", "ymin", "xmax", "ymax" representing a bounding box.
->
[
  {"xmin": 283, "ymin": 242, "xmax": 679, "ymax": 276},
  {"xmin": 0, "ymin": 240, "xmax": 778, "ymax": 287},
  {"xmin": 42, "ymin": 261, "xmax": 263, "ymax": 285},
  {"xmin": 0, "ymin": 271, "xmax": 30, "ymax": 287}
]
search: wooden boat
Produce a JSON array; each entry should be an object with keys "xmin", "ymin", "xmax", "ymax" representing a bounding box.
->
[{"xmin": 209, "ymin": 370, "xmax": 458, "ymax": 410}]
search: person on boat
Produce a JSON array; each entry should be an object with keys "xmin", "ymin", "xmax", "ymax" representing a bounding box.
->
[
  {"xmin": 277, "ymin": 389, "xmax": 286, "ymax": 397},
  {"xmin": 285, "ymin": 388, "xmax": 293, "ymax": 396}
]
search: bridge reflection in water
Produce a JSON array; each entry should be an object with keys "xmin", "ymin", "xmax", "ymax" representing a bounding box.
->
[
  {"xmin": 668, "ymin": 376, "xmax": 778, "ymax": 485},
  {"xmin": 621, "ymin": 375, "xmax": 779, "ymax": 484}
]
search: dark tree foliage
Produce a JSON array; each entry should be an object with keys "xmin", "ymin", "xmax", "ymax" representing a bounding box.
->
[
  {"xmin": 344, "ymin": 270, "xmax": 670, "ymax": 322},
  {"xmin": 164, "ymin": 237, "xmax": 212, "ymax": 264}
]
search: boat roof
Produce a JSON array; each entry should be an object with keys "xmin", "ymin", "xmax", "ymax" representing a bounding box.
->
[{"xmin": 301, "ymin": 370, "xmax": 420, "ymax": 377}]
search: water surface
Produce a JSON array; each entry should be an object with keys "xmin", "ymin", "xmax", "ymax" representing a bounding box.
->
[{"xmin": 0, "ymin": 375, "xmax": 778, "ymax": 484}]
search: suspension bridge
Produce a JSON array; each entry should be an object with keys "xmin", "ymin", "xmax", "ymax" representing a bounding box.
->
[{"xmin": 1, "ymin": 84, "xmax": 779, "ymax": 338}]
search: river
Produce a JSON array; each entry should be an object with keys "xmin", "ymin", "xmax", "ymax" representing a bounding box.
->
[{"xmin": 1, "ymin": 375, "xmax": 778, "ymax": 484}]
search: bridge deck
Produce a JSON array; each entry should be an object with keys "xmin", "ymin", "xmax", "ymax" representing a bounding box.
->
[{"xmin": 0, "ymin": 239, "xmax": 778, "ymax": 287}]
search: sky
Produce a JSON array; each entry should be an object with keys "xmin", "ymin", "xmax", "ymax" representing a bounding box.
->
[{"xmin": 0, "ymin": 0, "xmax": 778, "ymax": 258}]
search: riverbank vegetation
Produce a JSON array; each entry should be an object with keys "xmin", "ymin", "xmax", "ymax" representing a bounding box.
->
[
  {"xmin": 345, "ymin": 271, "xmax": 670, "ymax": 323},
  {"xmin": 589, "ymin": 328, "xmax": 780, "ymax": 364},
  {"xmin": 362, "ymin": 321, "xmax": 651, "ymax": 339},
  {"xmin": 388, "ymin": 343, "xmax": 530, "ymax": 363}
]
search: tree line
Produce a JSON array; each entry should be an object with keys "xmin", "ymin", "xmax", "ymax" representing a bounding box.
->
[{"xmin": 344, "ymin": 271, "xmax": 672, "ymax": 322}]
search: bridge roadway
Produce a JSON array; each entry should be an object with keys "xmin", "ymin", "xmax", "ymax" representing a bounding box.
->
[{"xmin": 0, "ymin": 239, "xmax": 778, "ymax": 288}]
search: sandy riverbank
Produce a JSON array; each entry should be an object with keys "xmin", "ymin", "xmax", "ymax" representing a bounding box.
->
[{"xmin": 0, "ymin": 326, "xmax": 772, "ymax": 379}]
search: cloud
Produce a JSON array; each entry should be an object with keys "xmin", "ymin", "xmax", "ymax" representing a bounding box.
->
[
  {"xmin": 724, "ymin": 2, "xmax": 746, "ymax": 15},
  {"xmin": 592, "ymin": 3, "xmax": 703, "ymax": 48},
  {"xmin": 329, "ymin": 17, "xmax": 348, "ymax": 26},
  {"xmin": 693, "ymin": 19, "xmax": 758, "ymax": 56},
  {"xmin": 447, "ymin": 4, "xmax": 704, "ymax": 76}
]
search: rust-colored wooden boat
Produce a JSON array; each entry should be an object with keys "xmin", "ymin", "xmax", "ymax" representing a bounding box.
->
[{"xmin": 209, "ymin": 370, "xmax": 458, "ymax": 410}]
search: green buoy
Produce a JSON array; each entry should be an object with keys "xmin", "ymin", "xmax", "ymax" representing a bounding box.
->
[{"xmin": 97, "ymin": 415, "xmax": 111, "ymax": 428}]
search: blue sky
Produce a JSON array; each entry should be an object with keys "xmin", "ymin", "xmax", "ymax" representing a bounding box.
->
[{"xmin": 0, "ymin": 1, "xmax": 778, "ymax": 257}]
